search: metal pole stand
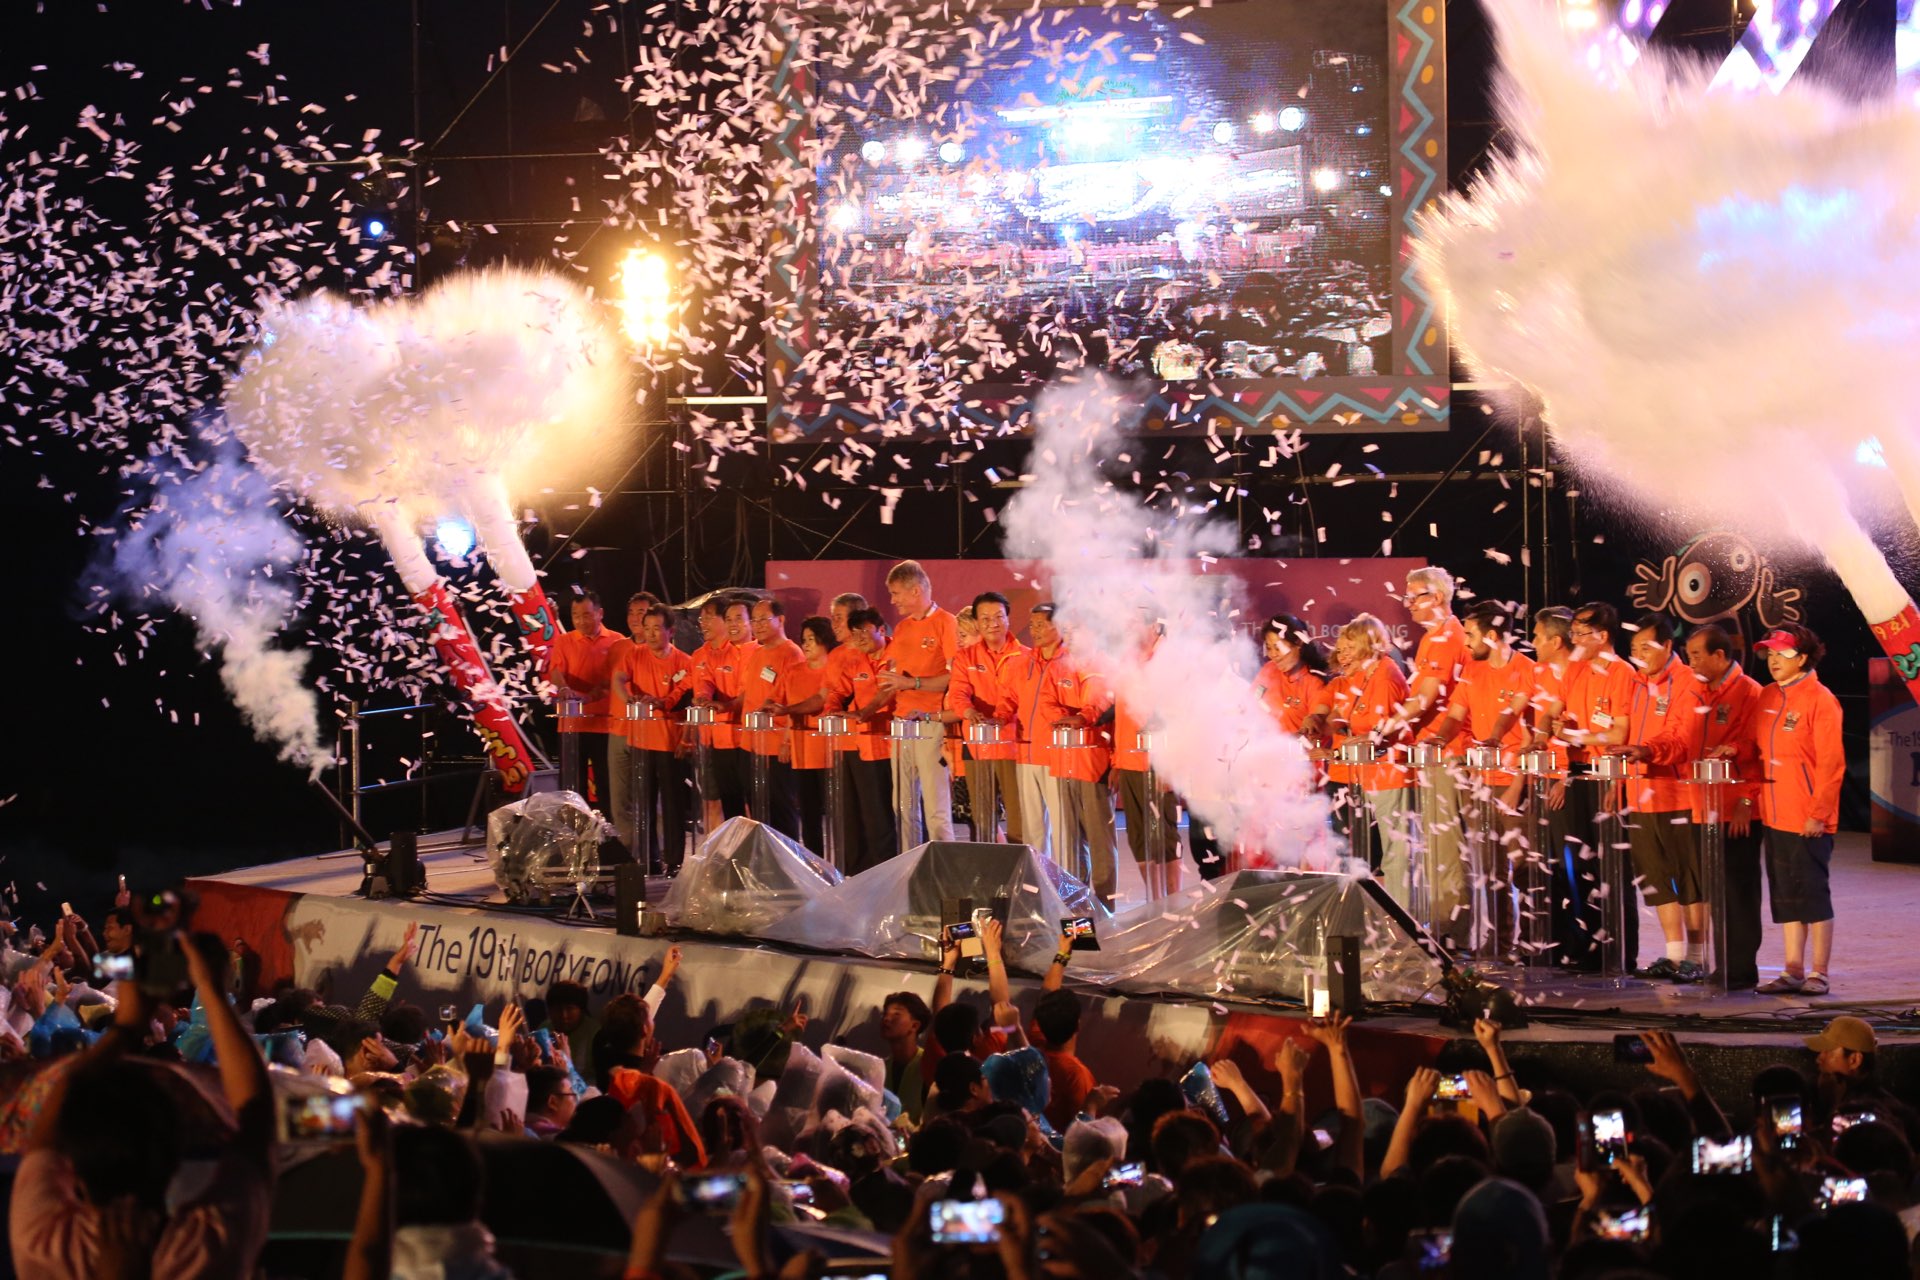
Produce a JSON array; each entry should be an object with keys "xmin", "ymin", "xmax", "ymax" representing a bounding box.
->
[
  {"xmin": 625, "ymin": 699, "xmax": 656, "ymax": 871},
  {"xmin": 743, "ymin": 710, "xmax": 777, "ymax": 823},
  {"xmin": 1410, "ymin": 741, "xmax": 1446, "ymax": 937},
  {"xmin": 684, "ymin": 704, "xmax": 717, "ymax": 844},
  {"xmin": 964, "ymin": 720, "xmax": 1012, "ymax": 842},
  {"xmin": 818, "ymin": 715, "xmax": 852, "ymax": 874},
  {"xmin": 1691, "ymin": 758, "xmax": 1734, "ymax": 995},
  {"xmin": 1516, "ymin": 750, "xmax": 1561, "ymax": 969},
  {"xmin": 889, "ymin": 716, "xmax": 941, "ymax": 853},
  {"xmin": 1589, "ymin": 754, "xmax": 1633, "ymax": 984},
  {"xmin": 1336, "ymin": 739, "xmax": 1380, "ymax": 874},
  {"xmin": 1464, "ymin": 745, "xmax": 1504, "ymax": 965},
  {"xmin": 1052, "ymin": 724, "xmax": 1091, "ymax": 889},
  {"xmin": 1139, "ymin": 729, "xmax": 1168, "ymax": 901},
  {"xmin": 559, "ymin": 693, "xmax": 585, "ymax": 796}
]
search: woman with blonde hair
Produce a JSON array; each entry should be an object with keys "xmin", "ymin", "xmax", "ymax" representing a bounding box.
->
[{"xmin": 1329, "ymin": 614, "xmax": 1416, "ymax": 908}]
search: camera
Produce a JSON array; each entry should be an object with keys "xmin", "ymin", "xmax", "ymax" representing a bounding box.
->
[
  {"xmin": 1591, "ymin": 1205, "xmax": 1652, "ymax": 1242},
  {"xmin": 675, "ymin": 1173, "xmax": 748, "ymax": 1214},
  {"xmin": 1691, "ymin": 1135, "xmax": 1753, "ymax": 1176},
  {"xmin": 279, "ymin": 1089, "xmax": 362, "ymax": 1141}
]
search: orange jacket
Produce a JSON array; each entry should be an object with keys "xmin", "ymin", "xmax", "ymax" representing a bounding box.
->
[
  {"xmin": 1412, "ymin": 616, "xmax": 1471, "ymax": 755},
  {"xmin": 1689, "ymin": 666, "xmax": 1765, "ymax": 821},
  {"xmin": 884, "ymin": 607, "xmax": 959, "ymax": 717},
  {"xmin": 550, "ymin": 627, "xmax": 627, "ymax": 733},
  {"xmin": 1563, "ymin": 653, "xmax": 1636, "ymax": 765},
  {"xmin": 741, "ymin": 638, "xmax": 804, "ymax": 757},
  {"xmin": 777, "ymin": 660, "xmax": 833, "ymax": 769},
  {"xmin": 823, "ymin": 648, "xmax": 892, "ymax": 761},
  {"xmin": 1015, "ymin": 645, "xmax": 1071, "ymax": 770},
  {"xmin": 1338, "ymin": 658, "xmax": 1411, "ymax": 791},
  {"xmin": 1035, "ymin": 645, "xmax": 1114, "ymax": 783},
  {"xmin": 1254, "ymin": 661, "xmax": 1331, "ymax": 738},
  {"xmin": 619, "ymin": 643, "xmax": 693, "ymax": 752},
  {"xmin": 1446, "ymin": 651, "xmax": 1535, "ymax": 787},
  {"xmin": 1528, "ymin": 660, "xmax": 1574, "ymax": 772},
  {"xmin": 946, "ymin": 637, "xmax": 1030, "ymax": 762},
  {"xmin": 1754, "ymin": 672, "xmax": 1845, "ymax": 835},
  {"xmin": 690, "ymin": 640, "xmax": 746, "ymax": 749},
  {"xmin": 1625, "ymin": 655, "xmax": 1706, "ymax": 813}
]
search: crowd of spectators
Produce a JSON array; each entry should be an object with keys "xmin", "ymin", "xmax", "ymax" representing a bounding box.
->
[{"xmin": 2, "ymin": 883, "xmax": 1919, "ymax": 1279}]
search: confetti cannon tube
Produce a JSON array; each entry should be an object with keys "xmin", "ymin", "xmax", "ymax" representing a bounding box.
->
[
  {"xmin": 411, "ymin": 580, "xmax": 536, "ymax": 794},
  {"xmin": 469, "ymin": 476, "xmax": 562, "ymax": 669},
  {"xmin": 369, "ymin": 504, "xmax": 535, "ymax": 793},
  {"xmin": 1868, "ymin": 603, "xmax": 1920, "ymax": 705}
]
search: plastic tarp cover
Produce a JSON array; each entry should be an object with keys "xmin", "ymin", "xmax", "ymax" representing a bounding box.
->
[
  {"xmin": 659, "ymin": 817, "xmax": 842, "ymax": 937},
  {"xmin": 1071, "ymin": 869, "xmax": 1446, "ymax": 1005},
  {"xmin": 486, "ymin": 791, "xmax": 613, "ymax": 902},
  {"xmin": 760, "ymin": 841, "xmax": 1104, "ymax": 974}
]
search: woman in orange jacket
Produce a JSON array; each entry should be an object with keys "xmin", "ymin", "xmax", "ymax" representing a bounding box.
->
[{"xmin": 1748, "ymin": 624, "xmax": 1845, "ymax": 996}]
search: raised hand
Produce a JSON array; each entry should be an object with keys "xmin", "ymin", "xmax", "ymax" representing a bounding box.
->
[{"xmin": 1306, "ymin": 1014, "xmax": 1351, "ymax": 1052}]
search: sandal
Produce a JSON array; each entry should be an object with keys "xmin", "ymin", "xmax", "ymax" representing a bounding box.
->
[
  {"xmin": 1755, "ymin": 973, "xmax": 1804, "ymax": 994},
  {"xmin": 1801, "ymin": 974, "xmax": 1831, "ymax": 996}
]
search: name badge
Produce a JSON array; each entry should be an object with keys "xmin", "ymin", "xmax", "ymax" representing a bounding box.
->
[
  {"xmin": 671, "ymin": 670, "xmax": 686, "ymax": 683},
  {"xmin": 1591, "ymin": 712, "xmax": 1614, "ymax": 729},
  {"xmin": 1654, "ymin": 696, "xmax": 1669, "ymax": 716},
  {"xmin": 1714, "ymin": 704, "xmax": 1730, "ymax": 725},
  {"xmin": 1783, "ymin": 712, "xmax": 1800, "ymax": 732},
  {"xmin": 760, "ymin": 666, "xmax": 777, "ymax": 683}
]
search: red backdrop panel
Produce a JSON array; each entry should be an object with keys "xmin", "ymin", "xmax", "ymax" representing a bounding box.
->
[{"xmin": 766, "ymin": 557, "xmax": 1426, "ymax": 650}]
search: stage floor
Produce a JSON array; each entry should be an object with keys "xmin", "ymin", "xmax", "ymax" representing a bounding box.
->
[{"xmin": 207, "ymin": 829, "xmax": 1920, "ymax": 1043}]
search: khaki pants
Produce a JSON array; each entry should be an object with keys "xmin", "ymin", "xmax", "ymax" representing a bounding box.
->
[
  {"xmin": 1052, "ymin": 776, "xmax": 1118, "ymax": 905},
  {"xmin": 891, "ymin": 733, "xmax": 954, "ymax": 847},
  {"xmin": 1015, "ymin": 762, "xmax": 1057, "ymax": 857}
]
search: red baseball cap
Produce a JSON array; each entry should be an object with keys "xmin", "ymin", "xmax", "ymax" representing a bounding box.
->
[{"xmin": 1753, "ymin": 630, "xmax": 1800, "ymax": 654}]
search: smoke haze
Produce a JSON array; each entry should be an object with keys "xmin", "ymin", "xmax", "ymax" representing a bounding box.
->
[{"xmin": 1002, "ymin": 377, "xmax": 1343, "ymax": 871}]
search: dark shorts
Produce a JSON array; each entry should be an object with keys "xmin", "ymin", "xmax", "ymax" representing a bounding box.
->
[
  {"xmin": 1763, "ymin": 828, "xmax": 1834, "ymax": 924},
  {"xmin": 1625, "ymin": 811, "xmax": 1700, "ymax": 907}
]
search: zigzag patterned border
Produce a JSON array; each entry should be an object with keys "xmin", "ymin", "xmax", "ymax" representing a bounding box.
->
[{"xmin": 767, "ymin": 4, "xmax": 1450, "ymax": 440}]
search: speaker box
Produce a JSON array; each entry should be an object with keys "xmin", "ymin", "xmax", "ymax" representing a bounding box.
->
[
  {"xmin": 1202, "ymin": 868, "xmax": 1448, "ymax": 1005},
  {"xmin": 615, "ymin": 863, "xmax": 648, "ymax": 937},
  {"xmin": 905, "ymin": 841, "xmax": 1035, "ymax": 923},
  {"xmin": 362, "ymin": 831, "xmax": 425, "ymax": 899}
]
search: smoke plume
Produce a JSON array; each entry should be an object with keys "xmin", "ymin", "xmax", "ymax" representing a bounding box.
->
[
  {"xmin": 1417, "ymin": 0, "xmax": 1920, "ymax": 619},
  {"xmin": 1002, "ymin": 377, "xmax": 1342, "ymax": 870},
  {"xmin": 106, "ymin": 442, "xmax": 328, "ymax": 771},
  {"xmin": 224, "ymin": 265, "xmax": 629, "ymax": 533}
]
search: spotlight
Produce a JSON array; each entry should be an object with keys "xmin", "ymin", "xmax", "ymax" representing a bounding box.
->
[
  {"xmin": 1251, "ymin": 111, "xmax": 1278, "ymax": 134},
  {"xmin": 1378, "ymin": 183, "xmax": 1393, "ymax": 197},
  {"xmin": 828, "ymin": 202, "xmax": 861, "ymax": 232},
  {"xmin": 1311, "ymin": 168, "xmax": 1342, "ymax": 192},
  {"xmin": 894, "ymin": 136, "xmax": 927, "ymax": 165},
  {"xmin": 1278, "ymin": 106, "xmax": 1307, "ymax": 132},
  {"xmin": 364, "ymin": 216, "xmax": 389, "ymax": 240},
  {"xmin": 434, "ymin": 516, "xmax": 476, "ymax": 560},
  {"xmin": 617, "ymin": 248, "xmax": 673, "ymax": 347},
  {"xmin": 1212, "ymin": 121, "xmax": 1236, "ymax": 144},
  {"xmin": 938, "ymin": 141, "xmax": 964, "ymax": 164}
]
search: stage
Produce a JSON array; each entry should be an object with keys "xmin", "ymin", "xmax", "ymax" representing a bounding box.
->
[{"xmin": 189, "ymin": 829, "xmax": 1920, "ymax": 1120}]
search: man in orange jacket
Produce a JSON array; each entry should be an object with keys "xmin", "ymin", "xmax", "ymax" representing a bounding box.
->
[
  {"xmin": 549, "ymin": 589, "xmax": 626, "ymax": 817},
  {"xmin": 1608, "ymin": 613, "xmax": 1708, "ymax": 982},
  {"xmin": 1686, "ymin": 623, "xmax": 1766, "ymax": 988},
  {"xmin": 944, "ymin": 591, "xmax": 1030, "ymax": 844},
  {"xmin": 1037, "ymin": 613, "xmax": 1117, "ymax": 906}
]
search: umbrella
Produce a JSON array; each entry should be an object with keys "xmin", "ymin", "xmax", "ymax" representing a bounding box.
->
[{"xmin": 0, "ymin": 1057, "xmax": 235, "ymax": 1156}]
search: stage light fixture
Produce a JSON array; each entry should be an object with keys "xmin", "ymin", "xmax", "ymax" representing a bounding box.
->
[
  {"xmin": 860, "ymin": 140, "xmax": 886, "ymax": 165},
  {"xmin": 364, "ymin": 216, "xmax": 389, "ymax": 240},
  {"xmin": 434, "ymin": 516, "xmax": 476, "ymax": 560},
  {"xmin": 894, "ymin": 136, "xmax": 927, "ymax": 165},
  {"xmin": 1212, "ymin": 121, "xmax": 1235, "ymax": 143},
  {"xmin": 938, "ymin": 141, "xmax": 964, "ymax": 164},
  {"xmin": 1278, "ymin": 106, "xmax": 1307, "ymax": 132},
  {"xmin": 1251, "ymin": 110, "xmax": 1278, "ymax": 134},
  {"xmin": 828, "ymin": 202, "xmax": 861, "ymax": 232},
  {"xmin": 1312, "ymin": 167, "xmax": 1342, "ymax": 192},
  {"xmin": 617, "ymin": 248, "xmax": 673, "ymax": 347}
]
